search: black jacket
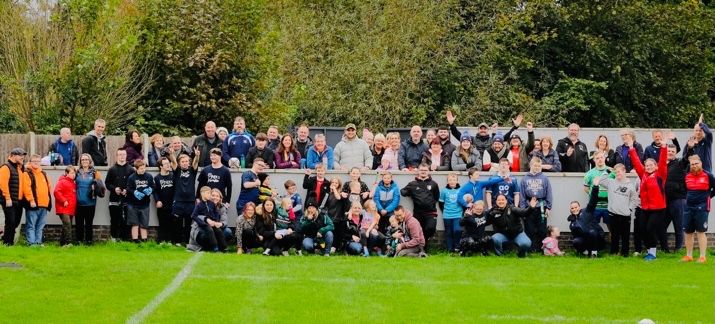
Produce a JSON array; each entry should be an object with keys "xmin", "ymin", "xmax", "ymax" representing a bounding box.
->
[
  {"xmin": 665, "ymin": 153, "xmax": 693, "ymax": 201},
  {"xmin": 303, "ymin": 175, "xmax": 331, "ymax": 206},
  {"xmin": 556, "ymin": 137, "xmax": 589, "ymax": 172},
  {"xmin": 246, "ymin": 146, "xmax": 275, "ymax": 169},
  {"xmin": 105, "ymin": 163, "xmax": 135, "ymax": 203},
  {"xmin": 192, "ymin": 133, "xmax": 223, "ymax": 167},
  {"xmin": 400, "ymin": 176, "xmax": 440, "ymax": 215},
  {"xmin": 81, "ymin": 132, "xmax": 107, "ymax": 166},
  {"xmin": 460, "ymin": 213, "xmax": 488, "ymax": 240},
  {"xmin": 488, "ymin": 205, "xmax": 535, "ymax": 238}
]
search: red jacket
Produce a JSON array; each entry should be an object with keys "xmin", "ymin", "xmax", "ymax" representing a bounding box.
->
[
  {"xmin": 54, "ymin": 175, "xmax": 77, "ymax": 216},
  {"xmin": 630, "ymin": 146, "xmax": 667, "ymax": 210}
]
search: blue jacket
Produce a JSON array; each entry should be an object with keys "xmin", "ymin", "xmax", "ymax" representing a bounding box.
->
[
  {"xmin": 306, "ymin": 145, "xmax": 335, "ymax": 170},
  {"xmin": 398, "ymin": 139, "xmax": 428, "ymax": 170},
  {"xmin": 615, "ymin": 142, "xmax": 644, "ymax": 173},
  {"xmin": 457, "ymin": 176, "xmax": 503, "ymax": 207},
  {"xmin": 222, "ymin": 131, "xmax": 255, "ymax": 165},
  {"xmin": 76, "ymin": 168, "xmax": 97, "ymax": 206},
  {"xmin": 519, "ymin": 172, "xmax": 553, "ymax": 210},
  {"xmin": 373, "ymin": 180, "xmax": 400, "ymax": 213},
  {"xmin": 49, "ymin": 138, "xmax": 79, "ymax": 166}
]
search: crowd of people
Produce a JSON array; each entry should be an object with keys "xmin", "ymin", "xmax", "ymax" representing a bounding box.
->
[{"xmin": 1, "ymin": 112, "xmax": 713, "ymax": 262}]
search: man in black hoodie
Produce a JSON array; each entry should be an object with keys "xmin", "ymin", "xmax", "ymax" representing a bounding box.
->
[
  {"xmin": 447, "ymin": 110, "xmax": 495, "ymax": 157},
  {"xmin": 105, "ymin": 149, "xmax": 135, "ymax": 241},
  {"xmin": 246, "ymin": 133, "xmax": 275, "ymax": 168},
  {"xmin": 81, "ymin": 119, "xmax": 108, "ymax": 166},
  {"xmin": 400, "ymin": 163, "xmax": 440, "ymax": 245},
  {"xmin": 664, "ymin": 142, "xmax": 694, "ymax": 251}
]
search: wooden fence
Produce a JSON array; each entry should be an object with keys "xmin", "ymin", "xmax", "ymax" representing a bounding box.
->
[{"xmin": 0, "ymin": 133, "xmax": 195, "ymax": 165}]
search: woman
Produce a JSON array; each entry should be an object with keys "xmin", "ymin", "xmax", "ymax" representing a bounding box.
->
[
  {"xmin": 451, "ymin": 134, "xmax": 482, "ymax": 171},
  {"xmin": 299, "ymin": 200, "xmax": 334, "ymax": 256},
  {"xmin": 148, "ymin": 134, "xmax": 164, "ymax": 167},
  {"xmin": 424, "ymin": 128, "xmax": 437, "ymax": 146},
  {"xmin": 589, "ymin": 134, "xmax": 620, "ymax": 169},
  {"xmin": 628, "ymin": 139, "xmax": 668, "ymax": 261},
  {"xmin": 325, "ymin": 177, "xmax": 346, "ymax": 252},
  {"xmin": 488, "ymin": 194, "xmax": 538, "ymax": 258},
  {"xmin": 274, "ymin": 134, "xmax": 301, "ymax": 169},
  {"xmin": 344, "ymin": 201, "xmax": 364, "ymax": 255},
  {"xmin": 217, "ymin": 127, "xmax": 229, "ymax": 142},
  {"xmin": 256, "ymin": 198, "xmax": 277, "ymax": 255},
  {"xmin": 533, "ymin": 136, "xmax": 561, "ymax": 172},
  {"xmin": 380, "ymin": 132, "xmax": 401, "ymax": 170},
  {"xmin": 121, "ymin": 130, "xmax": 144, "ymax": 164},
  {"xmin": 236, "ymin": 202, "xmax": 261, "ymax": 254},
  {"xmin": 373, "ymin": 172, "xmax": 400, "ymax": 232},
  {"xmin": 529, "ymin": 138, "xmax": 542, "ymax": 160},
  {"xmin": 422, "ymin": 139, "xmax": 451, "ymax": 171},
  {"xmin": 370, "ymin": 133, "xmax": 386, "ymax": 170},
  {"xmin": 75, "ymin": 153, "xmax": 101, "ymax": 245}
]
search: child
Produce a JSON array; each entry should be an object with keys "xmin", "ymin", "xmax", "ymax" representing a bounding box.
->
[
  {"xmin": 459, "ymin": 200, "xmax": 491, "ymax": 256},
  {"xmin": 542, "ymin": 226, "xmax": 565, "ymax": 256},
  {"xmin": 439, "ymin": 173, "xmax": 463, "ymax": 252},
  {"xmin": 341, "ymin": 167, "xmax": 370, "ymax": 202},
  {"xmin": 274, "ymin": 197, "xmax": 300, "ymax": 256},
  {"xmin": 347, "ymin": 180, "xmax": 364, "ymax": 206},
  {"xmin": 384, "ymin": 216, "xmax": 404, "ymax": 257},
  {"xmin": 360, "ymin": 200, "xmax": 380, "ymax": 257},
  {"xmin": 284, "ymin": 180, "xmax": 304, "ymax": 222},
  {"xmin": 127, "ymin": 160, "xmax": 155, "ymax": 243},
  {"xmin": 54, "ymin": 166, "xmax": 77, "ymax": 246},
  {"xmin": 257, "ymin": 173, "xmax": 274, "ymax": 203},
  {"xmin": 187, "ymin": 186, "xmax": 225, "ymax": 252}
]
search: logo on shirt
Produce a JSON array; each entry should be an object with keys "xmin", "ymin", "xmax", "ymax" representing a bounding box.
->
[
  {"xmin": 207, "ymin": 173, "xmax": 221, "ymax": 183},
  {"xmin": 159, "ymin": 179, "xmax": 174, "ymax": 189}
]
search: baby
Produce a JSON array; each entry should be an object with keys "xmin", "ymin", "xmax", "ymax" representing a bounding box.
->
[{"xmin": 542, "ymin": 226, "xmax": 564, "ymax": 256}]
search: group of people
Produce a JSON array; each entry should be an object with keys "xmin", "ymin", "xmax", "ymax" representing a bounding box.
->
[{"xmin": 1, "ymin": 113, "xmax": 713, "ymax": 261}]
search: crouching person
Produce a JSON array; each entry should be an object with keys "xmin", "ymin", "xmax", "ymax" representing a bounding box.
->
[
  {"xmin": 567, "ymin": 185, "xmax": 606, "ymax": 257},
  {"xmin": 488, "ymin": 195, "xmax": 538, "ymax": 258},
  {"xmin": 236, "ymin": 202, "xmax": 261, "ymax": 254},
  {"xmin": 394, "ymin": 205, "xmax": 426, "ymax": 257},
  {"xmin": 300, "ymin": 199, "xmax": 334, "ymax": 256},
  {"xmin": 459, "ymin": 200, "xmax": 491, "ymax": 256},
  {"xmin": 187, "ymin": 186, "xmax": 227, "ymax": 252}
]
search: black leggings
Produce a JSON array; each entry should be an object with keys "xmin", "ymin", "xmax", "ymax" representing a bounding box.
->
[
  {"xmin": 609, "ymin": 213, "xmax": 630, "ymax": 256},
  {"xmin": 643, "ymin": 209, "xmax": 666, "ymax": 250},
  {"xmin": 197, "ymin": 226, "xmax": 227, "ymax": 252},
  {"xmin": 75, "ymin": 205, "xmax": 96, "ymax": 243}
]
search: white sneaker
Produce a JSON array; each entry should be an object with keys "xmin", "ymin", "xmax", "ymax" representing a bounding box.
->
[
  {"xmin": 633, "ymin": 252, "xmax": 641, "ymax": 256},
  {"xmin": 263, "ymin": 248, "xmax": 271, "ymax": 256},
  {"xmin": 296, "ymin": 250, "xmax": 303, "ymax": 256},
  {"xmin": 282, "ymin": 251, "xmax": 289, "ymax": 257}
]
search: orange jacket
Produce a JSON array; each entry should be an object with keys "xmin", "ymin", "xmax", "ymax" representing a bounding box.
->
[
  {"xmin": 22, "ymin": 166, "xmax": 52, "ymax": 208},
  {"xmin": 0, "ymin": 161, "xmax": 24, "ymax": 202}
]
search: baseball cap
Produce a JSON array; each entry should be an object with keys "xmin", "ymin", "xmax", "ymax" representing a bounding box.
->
[{"xmin": 345, "ymin": 123, "xmax": 356, "ymax": 130}]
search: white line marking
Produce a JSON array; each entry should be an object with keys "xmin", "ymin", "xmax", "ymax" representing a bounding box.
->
[
  {"xmin": 191, "ymin": 274, "xmax": 699, "ymax": 289},
  {"xmin": 481, "ymin": 314, "xmax": 634, "ymax": 323},
  {"xmin": 126, "ymin": 252, "xmax": 203, "ymax": 324}
]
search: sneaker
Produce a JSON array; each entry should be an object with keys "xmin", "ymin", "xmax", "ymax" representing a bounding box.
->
[
  {"xmin": 262, "ymin": 248, "xmax": 271, "ymax": 256},
  {"xmin": 245, "ymin": 248, "xmax": 252, "ymax": 255},
  {"xmin": 281, "ymin": 251, "xmax": 289, "ymax": 257},
  {"xmin": 330, "ymin": 247, "xmax": 336, "ymax": 254},
  {"xmin": 697, "ymin": 256, "xmax": 707, "ymax": 264},
  {"xmin": 323, "ymin": 253, "xmax": 330, "ymax": 257},
  {"xmin": 296, "ymin": 250, "xmax": 303, "ymax": 256},
  {"xmin": 633, "ymin": 252, "xmax": 641, "ymax": 257},
  {"xmin": 681, "ymin": 255, "xmax": 694, "ymax": 262},
  {"xmin": 643, "ymin": 253, "xmax": 657, "ymax": 261}
]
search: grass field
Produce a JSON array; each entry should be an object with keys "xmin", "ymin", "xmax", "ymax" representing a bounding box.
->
[{"xmin": 1, "ymin": 243, "xmax": 713, "ymax": 323}]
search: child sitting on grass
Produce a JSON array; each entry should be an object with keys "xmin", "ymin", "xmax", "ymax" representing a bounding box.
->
[
  {"xmin": 187, "ymin": 186, "xmax": 226, "ymax": 252},
  {"xmin": 459, "ymin": 199, "xmax": 491, "ymax": 256},
  {"xmin": 542, "ymin": 226, "xmax": 565, "ymax": 256}
]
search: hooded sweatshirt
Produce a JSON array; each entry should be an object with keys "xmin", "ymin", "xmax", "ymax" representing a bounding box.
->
[
  {"xmin": 519, "ymin": 172, "xmax": 553, "ymax": 210},
  {"xmin": 333, "ymin": 136, "xmax": 372, "ymax": 169},
  {"xmin": 439, "ymin": 184, "xmax": 462, "ymax": 219},
  {"xmin": 457, "ymin": 177, "xmax": 503, "ymax": 208},
  {"xmin": 49, "ymin": 138, "xmax": 79, "ymax": 166},
  {"xmin": 598, "ymin": 174, "xmax": 640, "ymax": 216},
  {"xmin": 400, "ymin": 211, "xmax": 425, "ymax": 249},
  {"xmin": 373, "ymin": 180, "xmax": 400, "ymax": 213},
  {"xmin": 81, "ymin": 130, "xmax": 107, "ymax": 166}
]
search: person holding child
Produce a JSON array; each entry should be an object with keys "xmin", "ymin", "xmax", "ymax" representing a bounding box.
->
[{"xmin": 300, "ymin": 199, "xmax": 335, "ymax": 256}]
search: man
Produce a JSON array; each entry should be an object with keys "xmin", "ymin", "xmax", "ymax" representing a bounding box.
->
[
  {"xmin": 519, "ymin": 158, "xmax": 553, "ymax": 251},
  {"xmin": 691, "ymin": 114, "xmax": 712, "ymax": 172},
  {"xmin": 665, "ymin": 143, "xmax": 692, "ymax": 251},
  {"xmin": 303, "ymin": 163, "xmax": 331, "ymax": 206},
  {"xmin": 555, "ymin": 123, "xmax": 589, "ymax": 173},
  {"xmin": 305, "ymin": 134, "xmax": 334, "ymax": 170},
  {"xmin": 0, "ymin": 148, "xmax": 26, "ymax": 245},
  {"xmin": 643, "ymin": 130, "xmax": 680, "ymax": 163},
  {"xmin": 398, "ymin": 126, "xmax": 428, "ymax": 171},
  {"xmin": 48, "ymin": 128, "xmax": 79, "ymax": 166},
  {"xmin": 615, "ymin": 129, "xmax": 644, "ymax": 173},
  {"xmin": 682, "ymin": 155, "xmax": 715, "ymax": 263},
  {"xmin": 295, "ymin": 123, "xmax": 313, "ymax": 160},
  {"xmin": 198, "ymin": 148, "xmax": 233, "ymax": 205},
  {"xmin": 245, "ymin": 133, "xmax": 275, "ymax": 169},
  {"xmin": 400, "ymin": 163, "xmax": 440, "ymax": 245},
  {"xmin": 485, "ymin": 158, "xmax": 521, "ymax": 209},
  {"xmin": 436, "ymin": 126, "xmax": 456, "ymax": 159},
  {"xmin": 81, "ymin": 119, "xmax": 108, "ymax": 166},
  {"xmin": 481, "ymin": 135, "xmax": 512, "ymax": 171},
  {"xmin": 236, "ymin": 157, "xmax": 265, "ymax": 214},
  {"xmin": 394, "ymin": 206, "xmax": 426, "ymax": 257},
  {"xmin": 222, "ymin": 116, "xmax": 255, "ymax": 167},
  {"xmin": 446, "ymin": 110, "xmax": 495, "ymax": 156},
  {"xmin": 333, "ymin": 123, "xmax": 372, "ymax": 170},
  {"xmin": 105, "ymin": 149, "xmax": 135, "ymax": 241},
  {"xmin": 192, "ymin": 121, "xmax": 223, "ymax": 167},
  {"xmin": 266, "ymin": 125, "xmax": 281, "ymax": 151},
  {"xmin": 21, "ymin": 154, "xmax": 52, "ymax": 246},
  {"xmin": 583, "ymin": 151, "xmax": 611, "ymax": 231}
]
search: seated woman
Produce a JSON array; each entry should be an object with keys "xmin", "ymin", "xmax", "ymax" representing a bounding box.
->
[
  {"xmin": 487, "ymin": 194, "xmax": 538, "ymax": 258},
  {"xmin": 299, "ymin": 199, "xmax": 335, "ymax": 256},
  {"xmin": 532, "ymin": 136, "xmax": 561, "ymax": 172},
  {"xmin": 148, "ymin": 134, "xmax": 164, "ymax": 167},
  {"xmin": 274, "ymin": 134, "xmax": 301, "ymax": 169},
  {"xmin": 342, "ymin": 201, "xmax": 364, "ymax": 255},
  {"xmin": 451, "ymin": 134, "xmax": 482, "ymax": 171},
  {"xmin": 121, "ymin": 130, "xmax": 144, "ymax": 164},
  {"xmin": 236, "ymin": 202, "xmax": 261, "ymax": 254}
]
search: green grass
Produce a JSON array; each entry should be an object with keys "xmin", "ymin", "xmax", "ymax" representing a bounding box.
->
[{"xmin": 1, "ymin": 244, "xmax": 714, "ymax": 323}]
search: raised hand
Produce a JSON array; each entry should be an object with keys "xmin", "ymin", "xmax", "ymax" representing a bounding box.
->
[
  {"xmin": 526, "ymin": 122, "xmax": 533, "ymax": 133},
  {"xmin": 513, "ymin": 114, "xmax": 523, "ymax": 127},
  {"xmin": 491, "ymin": 123, "xmax": 499, "ymax": 133},
  {"xmin": 446, "ymin": 110, "xmax": 456, "ymax": 125}
]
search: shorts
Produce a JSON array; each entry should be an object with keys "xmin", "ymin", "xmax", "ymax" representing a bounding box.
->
[
  {"xmin": 127, "ymin": 206, "xmax": 150, "ymax": 228},
  {"xmin": 593, "ymin": 208, "xmax": 610, "ymax": 225},
  {"xmin": 683, "ymin": 205, "xmax": 709, "ymax": 233},
  {"xmin": 173, "ymin": 201, "xmax": 195, "ymax": 218}
]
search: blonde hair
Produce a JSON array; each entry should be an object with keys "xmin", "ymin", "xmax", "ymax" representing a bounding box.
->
[
  {"xmin": 374, "ymin": 133, "xmax": 386, "ymax": 142},
  {"xmin": 540, "ymin": 136, "xmax": 554, "ymax": 151}
]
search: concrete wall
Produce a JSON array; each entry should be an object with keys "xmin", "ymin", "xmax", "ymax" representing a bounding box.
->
[{"xmin": 16, "ymin": 167, "xmax": 715, "ymax": 233}]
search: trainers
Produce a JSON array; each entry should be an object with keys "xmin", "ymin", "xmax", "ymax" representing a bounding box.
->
[
  {"xmin": 681, "ymin": 255, "xmax": 694, "ymax": 262},
  {"xmin": 633, "ymin": 252, "xmax": 641, "ymax": 256},
  {"xmin": 697, "ymin": 256, "xmax": 707, "ymax": 264},
  {"xmin": 281, "ymin": 251, "xmax": 289, "ymax": 257},
  {"xmin": 296, "ymin": 250, "xmax": 303, "ymax": 256},
  {"xmin": 643, "ymin": 253, "xmax": 657, "ymax": 261},
  {"xmin": 262, "ymin": 248, "xmax": 271, "ymax": 256}
]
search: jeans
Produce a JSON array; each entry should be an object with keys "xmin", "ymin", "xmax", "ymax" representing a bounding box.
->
[
  {"xmin": 302, "ymin": 231, "xmax": 334, "ymax": 255},
  {"xmin": 396, "ymin": 246, "xmax": 423, "ymax": 257},
  {"xmin": 25, "ymin": 208, "xmax": 48, "ymax": 245},
  {"xmin": 665, "ymin": 199, "xmax": 685, "ymax": 250},
  {"xmin": 492, "ymin": 232, "xmax": 532, "ymax": 258},
  {"xmin": 2, "ymin": 204, "xmax": 23, "ymax": 245},
  {"xmin": 443, "ymin": 218, "xmax": 462, "ymax": 252},
  {"xmin": 345, "ymin": 241, "xmax": 363, "ymax": 255}
]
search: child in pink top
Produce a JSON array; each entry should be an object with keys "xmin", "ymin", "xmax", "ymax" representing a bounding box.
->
[
  {"xmin": 359, "ymin": 200, "xmax": 380, "ymax": 257},
  {"xmin": 542, "ymin": 226, "xmax": 564, "ymax": 256}
]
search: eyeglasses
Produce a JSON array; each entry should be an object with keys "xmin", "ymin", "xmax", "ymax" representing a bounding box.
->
[{"xmin": 30, "ymin": 160, "xmax": 41, "ymax": 163}]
